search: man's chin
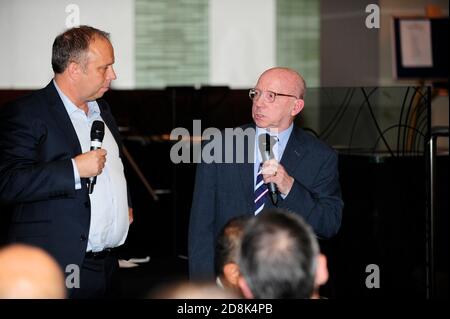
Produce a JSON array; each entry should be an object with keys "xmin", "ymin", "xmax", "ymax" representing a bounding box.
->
[
  {"xmin": 254, "ymin": 121, "xmax": 270, "ymax": 130},
  {"xmin": 253, "ymin": 117, "xmax": 265, "ymax": 128},
  {"xmin": 98, "ymin": 87, "xmax": 110, "ymax": 96},
  {"xmin": 88, "ymin": 90, "xmax": 108, "ymax": 101},
  {"xmin": 86, "ymin": 95, "xmax": 101, "ymax": 101}
]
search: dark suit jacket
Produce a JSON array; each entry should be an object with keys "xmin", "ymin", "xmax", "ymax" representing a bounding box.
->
[
  {"xmin": 188, "ymin": 124, "xmax": 343, "ymax": 279},
  {"xmin": 0, "ymin": 81, "xmax": 128, "ymax": 272}
]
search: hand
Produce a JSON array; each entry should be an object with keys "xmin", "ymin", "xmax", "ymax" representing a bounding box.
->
[
  {"xmin": 261, "ymin": 159, "xmax": 294, "ymax": 196},
  {"xmin": 74, "ymin": 149, "xmax": 107, "ymax": 178},
  {"xmin": 128, "ymin": 207, "xmax": 134, "ymax": 225}
]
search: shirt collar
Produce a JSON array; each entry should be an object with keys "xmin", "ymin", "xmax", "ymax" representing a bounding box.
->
[
  {"xmin": 53, "ymin": 79, "xmax": 100, "ymax": 116},
  {"xmin": 256, "ymin": 123, "xmax": 293, "ymax": 152}
]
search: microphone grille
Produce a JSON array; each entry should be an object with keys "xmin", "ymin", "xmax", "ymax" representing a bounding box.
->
[{"xmin": 91, "ymin": 120, "xmax": 105, "ymax": 141}]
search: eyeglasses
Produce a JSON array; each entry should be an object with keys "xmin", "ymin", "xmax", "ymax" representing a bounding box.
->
[{"xmin": 249, "ymin": 88, "xmax": 299, "ymax": 103}]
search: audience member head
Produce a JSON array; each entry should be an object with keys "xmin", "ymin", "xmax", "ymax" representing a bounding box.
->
[
  {"xmin": 215, "ymin": 215, "xmax": 252, "ymax": 293},
  {"xmin": 238, "ymin": 209, "xmax": 328, "ymax": 299},
  {"xmin": 0, "ymin": 244, "xmax": 66, "ymax": 299},
  {"xmin": 150, "ymin": 280, "xmax": 240, "ymax": 299}
]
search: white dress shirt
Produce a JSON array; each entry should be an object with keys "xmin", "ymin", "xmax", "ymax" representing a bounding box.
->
[{"xmin": 54, "ymin": 80, "xmax": 129, "ymax": 252}]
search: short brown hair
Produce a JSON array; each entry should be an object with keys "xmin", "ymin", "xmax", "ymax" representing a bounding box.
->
[{"xmin": 51, "ymin": 25, "xmax": 110, "ymax": 74}]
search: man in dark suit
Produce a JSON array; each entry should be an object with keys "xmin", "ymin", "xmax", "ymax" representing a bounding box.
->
[
  {"xmin": 0, "ymin": 26, "xmax": 132, "ymax": 298},
  {"xmin": 189, "ymin": 67, "xmax": 343, "ymax": 280}
]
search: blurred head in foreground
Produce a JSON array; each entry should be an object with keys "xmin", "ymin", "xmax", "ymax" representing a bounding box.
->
[
  {"xmin": 0, "ymin": 244, "xmax": 66, "ymax": 299},
  {"xmin": 150, "ymin": 281, "xmax": 240, "ymax": 299},
  {"xmin": 238, "ymin": 209, "xmax": 328, "ymax": 299},
  {"xmin": 215, "ymin": 215, "xmax": 252, "ymax": 295}
]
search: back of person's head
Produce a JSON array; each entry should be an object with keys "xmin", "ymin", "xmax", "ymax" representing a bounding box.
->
[
  {"xmin": 238, "ymin": 209, "xmax": 327, "ymax": 299},
  {"xmin": 0, "ymin": 244, "xmax": 66, "ymax": 299},
  {"xmin": 52, "ymin": 25, "xmax": 110, "ymax": 74},
  {"xmin": 215, "ymin": 215, "xmax": 252, "ymax": 290},
  {"xmin": 150, "ymin": 280, "xmax": 240, "ymax": 299}
]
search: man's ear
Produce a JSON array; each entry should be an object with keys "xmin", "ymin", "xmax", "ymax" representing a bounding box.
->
[
  {"xmin": 291, "ymin": 98, "xmax": 304, "ymax": 117},
  {"xmin": 67, "ymin": 61, "xmax": 82, "ymax": 80},
  {"xmin": 237, "ymin": 276, "xmax": 254, "ymax": 299},
  {"xmin": 223, "ymin": 263, "xmax": 240, "ymax": 287},
  {"xmin": 315, "ymin": 254, "xmax": 329, "ymax": 287}
]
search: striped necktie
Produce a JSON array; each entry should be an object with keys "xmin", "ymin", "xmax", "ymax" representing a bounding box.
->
[{"xmin": 254, "ymin": 163, "xmax": 267, "ymax": 215}]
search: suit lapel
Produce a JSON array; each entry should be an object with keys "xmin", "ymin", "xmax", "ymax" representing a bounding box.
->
[
  {"xmin": 280, "ymin": 126, "xmax": 308, "ymax": 177},
  {"xmin": 97, "ymin": 99, "xmax": 124, "ymax": 150},
  {"xmin": 237, "ymin": 125, "xmax": 255, "ymax": 212},
  {"xmin": 238, "ymin": 161, "xmax": 254, "ymax": 212},
  {"xmin": 44, "ymin": 81, "xmax": 82, "ymax": 156}
]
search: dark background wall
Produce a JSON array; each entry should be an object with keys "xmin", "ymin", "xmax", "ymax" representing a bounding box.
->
[{"xmin": 0, "ymin": 88, "xmax": 448, "ymax": 298}]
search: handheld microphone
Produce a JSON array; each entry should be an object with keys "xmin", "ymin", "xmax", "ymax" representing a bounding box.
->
[
  {"xmin": 258, "ymin": 133, "xmax": 278, "ymax": 205},
  {"xmin": 88, "ymin": 120, "xmax": 105, "ymax": 194}
]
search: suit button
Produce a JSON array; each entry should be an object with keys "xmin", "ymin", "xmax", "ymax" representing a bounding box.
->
[
  {"xmin": 84, "ymin": 201, "xmax": 90, "ymax": 208},
  {"xmin": 80, "ymin": 234, "xmax": 87, "ymax": 241}
]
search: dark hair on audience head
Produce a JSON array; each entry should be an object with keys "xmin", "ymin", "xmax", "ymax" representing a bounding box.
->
[
  {"xmin": 239, "ymin": 209, "xmax": 319, "ymax": 299},
  {"xmin": 215, "ymin": 215, "xmax": 252, "ymax": 277}
]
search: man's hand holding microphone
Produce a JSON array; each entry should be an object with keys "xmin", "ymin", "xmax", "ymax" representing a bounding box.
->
[
  {"xmin": 74, "ymin": 120, "xmax": 106, "ymax": 194},
  {"xmin": 74, "ymin": 149, "xmax": 107, "ymax": 178}
]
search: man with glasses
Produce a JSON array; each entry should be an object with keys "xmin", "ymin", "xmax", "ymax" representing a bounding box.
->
[{"xmin": 189, "ymin": 67, "xmax": 343, "ymax": 280}]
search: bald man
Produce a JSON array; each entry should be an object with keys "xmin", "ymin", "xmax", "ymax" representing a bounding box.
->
[
  {"xmin": 0, "ymin": 244, "xmax": 66, "ymax": 299},
  {"xmin": 189, "ymin": 67, "xmax": 343, "ymax": 280}
]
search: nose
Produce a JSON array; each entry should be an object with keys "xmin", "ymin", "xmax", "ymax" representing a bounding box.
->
[
  {"xmin": 108, "ymin": 66, "xmax": 117, "ymax": 81},
  {"xmin": 254, "ymin": 93, "xmax": 266, "ymax": 108}
]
